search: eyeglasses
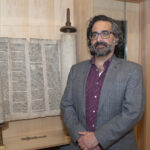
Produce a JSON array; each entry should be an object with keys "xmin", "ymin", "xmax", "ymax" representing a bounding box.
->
[{"xmin": 90, "ymin": 30, "xmax": 113, "ymax": 40}]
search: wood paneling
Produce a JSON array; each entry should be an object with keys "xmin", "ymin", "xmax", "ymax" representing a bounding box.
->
[
  {"xmin": 74, "ymin": 0, "xmax": 93, "ymax": 62},
  {"xmin": 136, "ymin": 0, "xmax": 150, "ymax": 150},
  {"xmin": 145, "ymin": 22, "xmax": 150, "ymax": 150}
]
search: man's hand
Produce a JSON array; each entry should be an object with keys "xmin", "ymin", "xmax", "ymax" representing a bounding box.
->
[
  {"xmin": 92, "ymin": 145, "xmax": 101, "ymax": 150},
  {"xmin": 77, "ymin": 131, "xmax": 99, "ymax": 150}
]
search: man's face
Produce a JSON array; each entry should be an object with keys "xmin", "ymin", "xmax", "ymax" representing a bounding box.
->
[{"xmin": 90, "ymin": 21, "xmax": 117, "ymax": 56}]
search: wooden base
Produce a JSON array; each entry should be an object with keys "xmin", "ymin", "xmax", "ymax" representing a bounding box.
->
[
  {"xmin": 0, "ymin": 145, "xmax": 6, "ymax": 150},
  {"xmin": 3, "ymin": 116, "xmax": 70, "ymax": 150},
  {"xmin": 4, "ymin": 130, "xmax": 70, "ymax": 150}
]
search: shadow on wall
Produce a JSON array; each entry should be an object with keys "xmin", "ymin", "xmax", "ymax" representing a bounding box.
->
[
  {"xmin": 114, "ymin": 20, "xmax": 127, "ymax": 59},
  {"xmin": 38, "ymin": 144, "xmax": 70, "ymax": 150}
]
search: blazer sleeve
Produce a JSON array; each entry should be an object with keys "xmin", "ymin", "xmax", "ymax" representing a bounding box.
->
[
  {"xmin": 60, "ymin": 66, "xmax": 86, "ymax": 143},
  {"xmin": 94, "ymin": 65, "xmax": 145, "ymax": 149}
]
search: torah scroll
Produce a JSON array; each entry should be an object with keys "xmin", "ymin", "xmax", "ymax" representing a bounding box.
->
[{"xmin": 0, "ymin": 36, "xmax": 76, "ymax": 123}]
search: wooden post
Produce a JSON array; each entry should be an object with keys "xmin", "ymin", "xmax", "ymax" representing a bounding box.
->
[{"xmin": 0, "ymin": 123, "xmax": 6, "ymax": 150}]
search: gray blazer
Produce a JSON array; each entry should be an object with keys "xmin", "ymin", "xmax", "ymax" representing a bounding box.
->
[{"xmin": 60, "ymin": 56, "xmax": 145, "ymax": 150}]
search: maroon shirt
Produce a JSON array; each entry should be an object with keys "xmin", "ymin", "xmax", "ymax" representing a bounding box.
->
[{"xmin": 86, "ymin": 56, "xmax": 112, "ymax": 131}]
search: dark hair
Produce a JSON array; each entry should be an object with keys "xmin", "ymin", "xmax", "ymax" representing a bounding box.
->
[{"xmin": 87, "ymin": 15, "xmax": 124, "ymax": 50}]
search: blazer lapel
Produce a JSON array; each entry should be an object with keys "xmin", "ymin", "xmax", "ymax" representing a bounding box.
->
[
  {"xmin": 79, "ymin": 60, "xmax": 92, "ymax": 117},
  {"xmin": 98, "ymin": 56, "xmax": 122, "ymax": 113}
]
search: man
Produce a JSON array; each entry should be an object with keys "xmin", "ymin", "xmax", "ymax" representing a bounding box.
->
[{"xmin": 60, "ymin": 15, "xmax": 145, "ymax": 150}]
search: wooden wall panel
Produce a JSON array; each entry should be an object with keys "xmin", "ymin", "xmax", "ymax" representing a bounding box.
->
[
  {"xmin": 143, "ymin": 1, "xmax": 150, "ymax": 149},
  {"xmin": 74, "ymin": 0, "xmax": 93, "ymax": 62},
  {"xmin": 126, "ymin": 2, "xmax": 140, "ymax": 63},
  {"xmin": 145, "ymin": 22, "xmax": 150, "ymax": 150},
  {"xmin": 94, "ymin": 0, "xmax": 125, "ymax": 19},
  {"xmin": 137, "ymin": 1, "xmax": 150, "ymax": 150}
]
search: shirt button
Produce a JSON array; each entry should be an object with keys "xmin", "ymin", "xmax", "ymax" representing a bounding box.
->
[
  {"xmin": 92, "ymin": 124, "xmax": 95, "ymax": 128},
  {"xmin": 96, "ymin": 82, "xmax": 99, "ymax": 85},
  {"xmin": 93, "ymin": 110, "xmax": 95, "ymax": 113},
  {"xmin": 96, "ymin": 69, "xmax": 98, "ymax": 71},
  {"xmin": 94, "ymin": 95, "xmax": 97, "ymax": 98}
]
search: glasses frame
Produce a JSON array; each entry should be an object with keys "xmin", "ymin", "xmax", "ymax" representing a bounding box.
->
[{"xmin": 90, "ymin": 30, "xmax": 114, "ymax": 40}]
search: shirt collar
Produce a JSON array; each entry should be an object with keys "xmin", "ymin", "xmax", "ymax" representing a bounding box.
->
[{"xmin": 90, "ymin": 55, "xmax": 113, "ymax": 68}]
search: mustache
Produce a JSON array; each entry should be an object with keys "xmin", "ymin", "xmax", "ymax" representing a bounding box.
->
[
  {"xmin": 94, "ymin": 41, "xmax": 108, "ymax": 48},
  {"xmin": 89, "ymin": 41, "xmax": 114, "ymax": 56}
]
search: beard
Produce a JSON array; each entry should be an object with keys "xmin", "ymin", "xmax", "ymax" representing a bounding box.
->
[{"xmin": 89, "ymin": 41, "xmax": 115, "ymax": 57}]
